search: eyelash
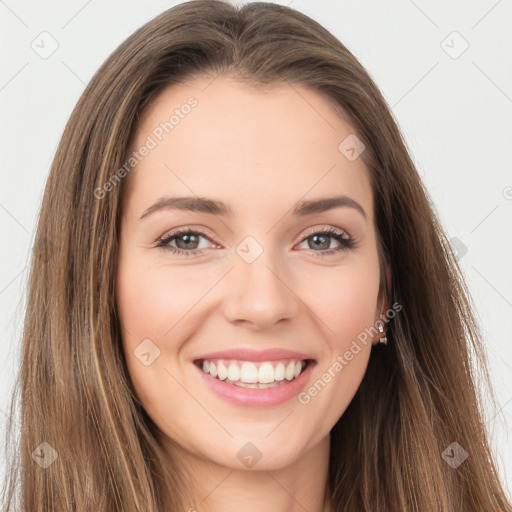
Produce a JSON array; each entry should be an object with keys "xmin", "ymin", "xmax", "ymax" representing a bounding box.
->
[{"xmin": 155, "ymin": 226, "xmax": 358, "ymax": 258}]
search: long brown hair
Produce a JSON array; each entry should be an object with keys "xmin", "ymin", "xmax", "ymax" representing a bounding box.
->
[{"xmin": 2, "ymin": 1, "xmax": 511, "ymax": 510}]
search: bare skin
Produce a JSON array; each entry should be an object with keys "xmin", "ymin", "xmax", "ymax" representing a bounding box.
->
[{"xmin": 116, "ymin": 75, "xmax": 389, "ymax": 512}]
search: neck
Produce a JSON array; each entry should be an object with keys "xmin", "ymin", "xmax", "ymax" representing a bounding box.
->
[{"xmin": 160, "ymin": 433, "xmax": 333, "ymax": 512}]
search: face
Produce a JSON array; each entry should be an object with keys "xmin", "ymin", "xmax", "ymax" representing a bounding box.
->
[{"xmin": 116, "ymin": 75, "xmax": 386, "ymax": 472}]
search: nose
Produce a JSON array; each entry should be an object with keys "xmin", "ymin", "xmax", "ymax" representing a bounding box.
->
[{"xmin": 222, "ymin": 247, "xmax": 300, "ymax": 330}]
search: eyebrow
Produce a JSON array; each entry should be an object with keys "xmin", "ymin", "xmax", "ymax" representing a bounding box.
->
[{"xmin": 139, "ymin": 194, "xmax": 367, "ymax": 221}]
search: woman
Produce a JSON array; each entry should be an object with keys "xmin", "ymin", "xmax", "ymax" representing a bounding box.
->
[{"xmin": 2, "ymin": 1, "xmax": 511, "ymax": 510}]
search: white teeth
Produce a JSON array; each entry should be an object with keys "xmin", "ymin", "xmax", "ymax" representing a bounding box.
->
[
  {"xmin": 258, "ymin": 382, "xmax": 279, "ymax": 389},
  {"xmin": 258, "ymin": 362, "xmax": 275, "ymax": 384},
  {"xmin": 234, "ymin": 381, "xmax": 280, "ymax": 389},
  {"xmin": 274, "ymin": 362, "xmax": 285, "ymax": 381},
  {"xmin": 284, "ymin": 361, "xmax": 295, "ymax": 380},
  {"xmin": 235, "ymin": 381, "xmax": 259, "ymax": 389},
  {"xmin": 199, "ymin": 358, "xmax": 309, "ymax": 384},
  {"xmin": 217, "ymin": 362, "xmax": 228, "ymax": 381},
  {"xmin": 240, "ymin": 361, "xmax": 258, "ymax": 383},
  {"xmin": 227, "ymin": 363, "xmax": 240, "ymax": 382}
]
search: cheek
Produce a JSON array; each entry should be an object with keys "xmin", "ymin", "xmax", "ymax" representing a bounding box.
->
[
  {"xmin": 115, "ymin": 254, "xmax": 189, "ymax": 385},
  {"xmin": 116, "ymin": 260, "xmax": 210, "ymax": 431},
  {"xmin": 115, "ymin": 252, "xmax": 226, "ymax": 399},
  {"xmin": 305, "ymin": 263, "xmax": 381, "ymax": 348},
  {"xmin": 295, "ymin": 270, "xmax": 378, "ymax": 425},
  {"xmin": 116, "ymin": 258, "xmax": 204, "ymax": 342},
  {"xmin": 335, "ymin": 281, "xmax": 379, "ymax": 347}
]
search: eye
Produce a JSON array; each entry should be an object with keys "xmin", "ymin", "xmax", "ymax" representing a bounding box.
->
[
  {"xmin": 296, "ymin": 226, "xmax": 357, "ymax": 257},
  {"xmin": 156, "ymin": 228, "xmax": 217, "ymax": 257}
]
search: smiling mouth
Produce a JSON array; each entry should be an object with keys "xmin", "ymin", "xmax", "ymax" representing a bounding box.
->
[{"xmin": 193, "ymin": 358, "xmax": 315, "ymax": 389}]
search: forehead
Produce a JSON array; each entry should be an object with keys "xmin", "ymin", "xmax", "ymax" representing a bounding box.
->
[{"xmin": 123, "ymin": 75, "xmax": 373, "ymax": 221}]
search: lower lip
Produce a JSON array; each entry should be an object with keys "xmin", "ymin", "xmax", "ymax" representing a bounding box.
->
[{"xmin": 193, "ymin": 360, "xmax": 316, "ymax": 407}]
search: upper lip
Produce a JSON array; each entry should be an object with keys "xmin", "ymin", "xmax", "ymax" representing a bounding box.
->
[{"xmin": 194, "ymin": 348, "xmax": 316, "ymax": 363}]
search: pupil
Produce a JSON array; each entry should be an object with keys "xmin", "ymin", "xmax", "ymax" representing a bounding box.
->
[
  {"xmin": 311, "ymin": 234, "xmax": 329, "ymax": 250},
  {"xmin": 177, "ymin": 234, "xmax": 199, "ymax": 250}
]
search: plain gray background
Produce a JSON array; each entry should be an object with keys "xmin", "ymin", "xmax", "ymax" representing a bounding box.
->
[{"xmin": 1, "ymin": 0, "xmax": 511, "ymax": 495}]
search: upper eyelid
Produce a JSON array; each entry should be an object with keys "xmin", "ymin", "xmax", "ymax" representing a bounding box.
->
[
  {"xmin": 301, "ymin": 225, "xmax": 351, "ymax": 239},
  {"xmin": 159, "ymin": 226, "xmax": 218, "ymax": 244}
]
